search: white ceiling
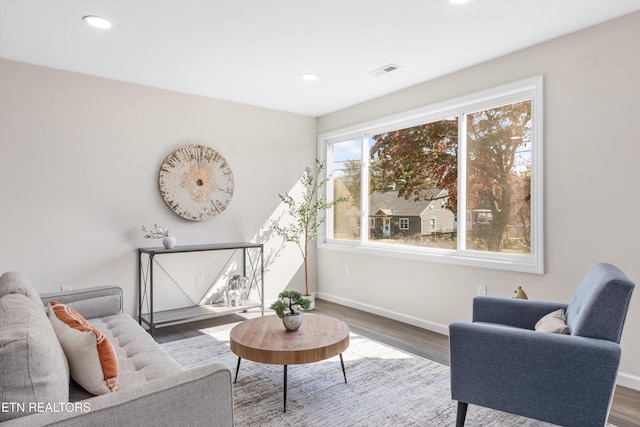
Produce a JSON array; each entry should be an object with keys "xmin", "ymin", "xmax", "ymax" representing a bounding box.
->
[{"xmin": 1, "ymin": 0, "xmax": 639, "ymax": 117}]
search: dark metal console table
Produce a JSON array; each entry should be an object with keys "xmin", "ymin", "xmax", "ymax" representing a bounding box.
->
[{"xmin": 138, "ymin": 243, "xmax": 264, "ymax": 335}]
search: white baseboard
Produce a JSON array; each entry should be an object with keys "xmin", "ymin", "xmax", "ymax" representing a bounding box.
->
[
  {"xmin": 317, "ymin": 292, "xmax": 640, "ymax": 392},
  {"xmin": 317, "ymin": 292, "xmax": 450, "ymax": 336},
  {"xmin": 617, "ymin": 372, "xmax": 640, "ymax": 391}
]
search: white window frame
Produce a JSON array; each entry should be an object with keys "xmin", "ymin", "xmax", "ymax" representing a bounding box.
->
[
  {"xmin": 399, "ymin": 218, "xmax": 409, "ymax": 230},
  {"xmin": 319, "ymin": 76, "xmax": 544, "ymax": 274}
]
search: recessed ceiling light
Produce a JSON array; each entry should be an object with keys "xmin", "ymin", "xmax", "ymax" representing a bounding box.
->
[
  {"xmin": 301, "ymin": 73, "xmax": 319, "ymax": 82},
  {"xmin": 449, "ymin": 0, "xmax": 470, "ymax": 4},
  {"xmin": 83, "ymin": 15, "xmax": 112, "ymax": 29}
]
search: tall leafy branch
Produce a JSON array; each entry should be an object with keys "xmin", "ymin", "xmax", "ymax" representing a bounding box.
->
[{"xmin": 272, "ymin": 159, "xmax": 347, "ymax": 296}]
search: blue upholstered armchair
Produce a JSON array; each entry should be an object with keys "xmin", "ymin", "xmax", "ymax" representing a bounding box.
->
[{"xmin": 449, "ymin": 263, "xmax": 635, "ymax": 427}]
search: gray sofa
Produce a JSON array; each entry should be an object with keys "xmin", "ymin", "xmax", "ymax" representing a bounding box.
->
[{"xmin": 0, "ymin": 272, "xmax": 234, "ymax": 426}]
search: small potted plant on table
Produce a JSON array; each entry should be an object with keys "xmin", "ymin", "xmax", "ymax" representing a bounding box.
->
[{"xmin": 270, "ymin": 291, "xmax": 311, "ymax": 331}]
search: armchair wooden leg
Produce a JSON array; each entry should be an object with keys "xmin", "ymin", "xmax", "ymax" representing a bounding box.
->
[{"xmin": 456, "ymin": 401, "xmax": 468, "ymax": 427}]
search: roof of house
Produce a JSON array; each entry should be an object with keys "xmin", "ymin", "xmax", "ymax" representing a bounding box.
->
[{"xmin": 369, "ymin": 188, "xmax": 445, "ymax": 216}]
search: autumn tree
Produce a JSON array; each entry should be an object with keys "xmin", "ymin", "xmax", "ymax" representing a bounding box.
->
[
  {"xmin": 466, "ymin": 101, "xmax": 531, "ymax": 252},
  {"xmin": 369, "ymin": 100, "xmax": 531, "ymax": 253},
  {"xmin": 369, "ymin": 119, "xmax": 458, "ymax": 211}
]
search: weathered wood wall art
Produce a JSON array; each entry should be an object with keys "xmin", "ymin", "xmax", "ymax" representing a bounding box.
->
[{"xmin": 159, "ymin": 144, "xmax": 234, "ymax": 221}]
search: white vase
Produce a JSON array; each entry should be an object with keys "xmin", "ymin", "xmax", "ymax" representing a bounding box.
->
[
  {"xmin": 282, "ymin": 313, "xmax": 303, "ymax": 331},
  {"xmin": 162, "ymin": 236, "xmax": 176, "ymax": 249}
]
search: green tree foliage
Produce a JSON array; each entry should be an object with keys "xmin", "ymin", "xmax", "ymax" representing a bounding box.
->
[
  {"xmin": 270, "ymin": 291, "xmax": 311, "ymax": 318},
  {"xmin": 334, "ymin": 159, "xmax": 388, "ymax": 205},
  {"xmin": 338, "ymin": 159, "xmax": 362, "ymax": 204}
]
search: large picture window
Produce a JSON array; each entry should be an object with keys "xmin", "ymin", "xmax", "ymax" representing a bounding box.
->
[{"xmin": 322, "ymin": 77, "xmax": 543, "ymax": 273}]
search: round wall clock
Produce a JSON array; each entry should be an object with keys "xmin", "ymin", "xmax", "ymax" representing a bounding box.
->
[{"xmin": 158, "ymin": 144, "xmax": 234, "ymax": 221}]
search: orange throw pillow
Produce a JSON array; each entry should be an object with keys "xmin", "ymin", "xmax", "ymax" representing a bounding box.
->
[{"xmin": 48, "ymin": 301, "xmax": 118, "ymax": 395}]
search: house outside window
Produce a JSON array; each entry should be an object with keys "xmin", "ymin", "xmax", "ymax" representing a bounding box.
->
[{"xmin": 323, "ymin": 77, "xmax": 543, "ymax": 274}]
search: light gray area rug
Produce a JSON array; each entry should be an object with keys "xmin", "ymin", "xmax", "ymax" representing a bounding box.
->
[{"xmin": 161, "ymin": 329, "xmax": 575, "ymax": 426}]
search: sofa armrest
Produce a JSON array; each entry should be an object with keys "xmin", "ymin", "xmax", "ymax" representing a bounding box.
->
[
  {"xmin": 472, "ymin": 296, "xmax": 567, "ymax": 329},
  {"xmin": 40, "ymin": 286, "xmax": 123, "ymax": 318},
  {"xmin": 449, "ymin": 321, "xmax": 620, "ymax": 426},
  {"xmin": 0, "ymin": 363, "xmax": 234, "ymax": 427}
]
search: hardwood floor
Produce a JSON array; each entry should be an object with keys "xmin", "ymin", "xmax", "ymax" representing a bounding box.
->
[{"xmin": 153, "ymin": 299, "xmax": 640, "ymax": 427}]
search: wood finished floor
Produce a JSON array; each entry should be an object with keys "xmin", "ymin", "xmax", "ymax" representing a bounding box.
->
[{"xmin": 153, "ymin": 299, "xmax": 640, "ymax": 427}]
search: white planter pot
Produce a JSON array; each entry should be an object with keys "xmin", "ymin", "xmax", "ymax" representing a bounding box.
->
[
  {"xmin": 303, "ymin": 293, "xmax": 316, "ymax": 311},
  {"xmin": 162, "ymin": 236, "xmax": 176, "ymax": 249},
  {"xmin": 282, "ymin": 313, "xmax": 303, "ymax": 331}
]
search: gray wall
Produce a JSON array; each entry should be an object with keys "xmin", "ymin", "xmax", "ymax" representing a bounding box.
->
[
  {"xmin": 0, "ymin": 58, "xmax": 317, "ymax": 317},
  {"xmin": 317, "ymin": 12, "xmax": 640, "ymax": 387}
]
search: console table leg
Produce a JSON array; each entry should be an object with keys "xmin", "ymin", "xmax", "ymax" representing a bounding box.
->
[
  {"xmin": 283, "ymin": 365, "xmax": 288, "ymax": 413},
  {"xmin": 234, "ymin": 357, "xmax": 241, "ymax": 384},
  {"xmin": 340, "ymin": 353, "xmax": 347, "ymax": 383}
]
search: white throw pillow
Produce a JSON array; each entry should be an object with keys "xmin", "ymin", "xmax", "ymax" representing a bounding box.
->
[
  {"xmin": 48, "ymin": 301, "xmax": 118, "ymax": 395},
  {"xmin": 535, "ymin": 309, "xmax": 570, "ymax": 334}
]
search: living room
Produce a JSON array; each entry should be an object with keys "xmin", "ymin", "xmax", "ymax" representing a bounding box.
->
[{"xmin": 1, "ymin": 1, "xmax": 639, "ymax": 426}]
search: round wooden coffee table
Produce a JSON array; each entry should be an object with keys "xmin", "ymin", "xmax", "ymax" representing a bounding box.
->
[{"xmin": 229, "ymin": 313, "xmax": 350, "ymax": 412}]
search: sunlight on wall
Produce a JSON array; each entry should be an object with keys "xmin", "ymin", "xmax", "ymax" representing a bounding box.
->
[
  {"xmin": 249, "ymin": 173, "xmax": 308, "ymax": 303},
  {"xmin": 147, "ymin": 173, "xmax": 310, "ymax": 313},
  {"xmin": 141, "ymin": 252, "xmax": 245, "ymax": 313}
]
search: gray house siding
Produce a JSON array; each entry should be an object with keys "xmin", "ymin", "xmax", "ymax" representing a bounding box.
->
[{"xmin": 368, "ymin": 188, "xmax": 456, "ymax": 238}]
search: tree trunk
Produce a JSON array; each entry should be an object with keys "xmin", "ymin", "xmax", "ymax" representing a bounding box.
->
[{"xmin": 487, "ymin": 183, "xmax": 512, "ymax": 252}]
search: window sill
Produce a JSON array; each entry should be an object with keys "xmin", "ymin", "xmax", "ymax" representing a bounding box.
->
[{"xmin": 319, "ymin": 240, "xmax": 544, "ymax": 274}]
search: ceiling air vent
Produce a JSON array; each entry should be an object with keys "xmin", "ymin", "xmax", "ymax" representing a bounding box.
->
[{"xmin": 369, "ymin": 63, "xmax": 401, "ymax": 77}]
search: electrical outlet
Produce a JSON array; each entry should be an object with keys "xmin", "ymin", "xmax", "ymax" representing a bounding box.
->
[
  {"xmin": 478, "ymin": 284, "xmax": 487, "ymax": 296},
  {"xmin": 196, "ymin": 274, "xmax": 205, "ymax": 286},
  {"xmin": 61, "ymin": 285, "xmax": 72, "ymax": 292}
]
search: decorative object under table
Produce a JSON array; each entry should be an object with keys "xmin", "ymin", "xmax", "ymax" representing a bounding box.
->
[{"xmin": 137, "ymin": 243, "xmax": 264, "ymax": 335}]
